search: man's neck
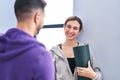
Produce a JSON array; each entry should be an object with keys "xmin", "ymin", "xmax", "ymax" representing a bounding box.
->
[{"xmin": 16, "ymin": 22, "xmax": 35, "ymax": 37}]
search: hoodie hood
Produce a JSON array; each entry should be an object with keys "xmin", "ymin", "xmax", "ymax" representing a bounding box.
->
[{"xmin": 0, "ymin": 28, "xmax": 39, "ymax": 61}]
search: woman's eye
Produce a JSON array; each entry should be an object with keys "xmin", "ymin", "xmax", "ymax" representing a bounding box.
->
[
  {"xmin": 74, "ymin": 27, "xmax": 79, "ymax": 30},
  {"xmin": 66, "ymin": 25, "xmax": 71, "ymax": 28}
]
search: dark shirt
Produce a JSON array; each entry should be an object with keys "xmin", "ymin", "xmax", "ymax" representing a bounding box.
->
[{"xmin": 67, "ymin": 58, "xmax": 76, "ymax": 74}]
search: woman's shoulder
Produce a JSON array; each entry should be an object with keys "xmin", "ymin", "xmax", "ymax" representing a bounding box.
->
[{"xmin": 49, "ymin": 43, "xmax": 62, "ymax": 51}]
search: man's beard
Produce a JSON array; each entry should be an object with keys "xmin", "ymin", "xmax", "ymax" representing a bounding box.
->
[
  {"xmin": 37, "ymin": 28, "xmax": 41, "ymax": 34},
  {"xmin": 34, "ymin": 25, "xmax": 42, "ymax": 37}
]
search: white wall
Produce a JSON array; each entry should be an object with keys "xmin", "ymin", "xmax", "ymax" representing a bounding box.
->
[
  {"xmin": 74, "ymin": 0, "xmax": 120, "ymax": 80},
  {"xmin": 37, "ymin": 28, "xmax": 65, "ymax": 50},
  {"xmin": 44, "ymin": 0, "xmax": 73, "ymax": 25}
]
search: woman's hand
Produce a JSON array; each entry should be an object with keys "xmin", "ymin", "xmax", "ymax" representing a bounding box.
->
[{"xmin": 76, "ymin": 61, "xmax": 96, "ymax": 79}]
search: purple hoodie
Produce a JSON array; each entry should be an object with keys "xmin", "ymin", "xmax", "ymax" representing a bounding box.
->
[{"xmin": 0, "ymin": 28, "xmax": 55, "ymax": 80}]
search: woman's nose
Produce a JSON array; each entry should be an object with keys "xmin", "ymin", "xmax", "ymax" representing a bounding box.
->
[{"xmin": 69, "ymin": 28, "xmax": 74, "ymax": 32}]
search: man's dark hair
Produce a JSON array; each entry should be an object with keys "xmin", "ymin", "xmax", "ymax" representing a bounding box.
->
[
  {"xmin": 64, "ymin": 16, "xmax": 83, "ymax": 31},
  {"xmin": 14, "ymin": 0, "xmax": 47, "ymax": 21}
]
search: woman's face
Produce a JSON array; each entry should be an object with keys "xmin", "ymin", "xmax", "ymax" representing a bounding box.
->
[{"xmin": 64, "ymin": 20, "xmax": 80, "ymax": 40}]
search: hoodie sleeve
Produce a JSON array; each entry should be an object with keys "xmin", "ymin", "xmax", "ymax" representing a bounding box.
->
[{"xmin": 89, "ymin": 49, "xmax": 103, "ymax": 80}]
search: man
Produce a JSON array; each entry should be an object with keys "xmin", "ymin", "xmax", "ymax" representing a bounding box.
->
[{"xmin": 0, "ymin": 0, "xmax": 55, "ymax": 80}]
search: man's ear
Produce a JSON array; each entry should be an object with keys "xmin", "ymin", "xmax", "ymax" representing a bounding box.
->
[{"xmin": 34, "ymin": 12, "xmax": 40, "ymax": 24}]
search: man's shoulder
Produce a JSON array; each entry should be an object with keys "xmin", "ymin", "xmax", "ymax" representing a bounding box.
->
[{"xmin": 27, "ymin": 40, "xmax": 46, "ymax": 52}]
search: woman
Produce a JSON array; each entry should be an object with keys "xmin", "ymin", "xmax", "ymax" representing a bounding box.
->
[{"xmin": 49, "ymin": 16, "xmax": 102, "ymax": 80}]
